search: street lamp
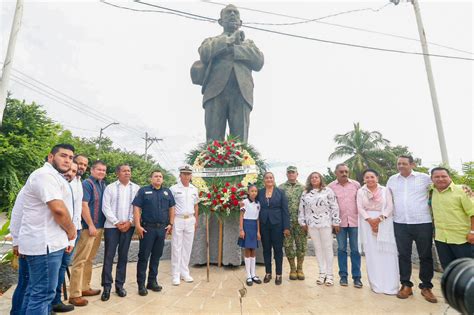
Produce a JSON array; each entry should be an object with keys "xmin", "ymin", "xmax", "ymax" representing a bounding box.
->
[{"xmin": 98, "ymin": 122, "xmax": 119, "ymax": 153}]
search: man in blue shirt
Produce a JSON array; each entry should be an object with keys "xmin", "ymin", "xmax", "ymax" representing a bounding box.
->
[
  {"xmin": 69, "ymin": 160, "xmax": 107, "ymax": 307},
  {"xmin": 133, "ymin": 170, "xmax": 175, "ymax": 296}
]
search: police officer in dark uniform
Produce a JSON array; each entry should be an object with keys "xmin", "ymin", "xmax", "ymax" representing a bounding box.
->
[{"xmin": 132, "ymin": 170, "xmax": 175, "ymax": 296}]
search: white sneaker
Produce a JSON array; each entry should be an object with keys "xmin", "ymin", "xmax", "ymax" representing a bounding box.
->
[
  {"xmin": 181, "ymin": 275, "xmax": 194, "ymax": 283},
  {"xmin": 172, "ymin": 278, "xmax": 180, "ymax": 286}
]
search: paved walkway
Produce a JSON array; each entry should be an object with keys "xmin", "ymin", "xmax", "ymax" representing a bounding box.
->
[{"xmin": 0, "ymin": 257, "xmax": 454, "ymax": 314}]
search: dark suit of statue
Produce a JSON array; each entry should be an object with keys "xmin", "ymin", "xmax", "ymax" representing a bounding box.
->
[{"xmin": 197, "ymin": 8, "xmax": 264, "ymax": 143}]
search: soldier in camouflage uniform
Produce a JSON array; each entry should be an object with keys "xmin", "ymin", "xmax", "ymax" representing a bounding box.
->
[{"xmin": 278, "ymin": 166, "xmax": 307, "ymax": 280}]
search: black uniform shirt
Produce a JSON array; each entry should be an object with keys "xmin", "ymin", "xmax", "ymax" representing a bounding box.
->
[{"xmin": 132, "ymin": 185, "xmax": 176, "ymax": 224}]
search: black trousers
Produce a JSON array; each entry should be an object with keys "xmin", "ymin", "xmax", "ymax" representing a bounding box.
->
[
  {"xmin": 260, "ymin": 221, "xmax": 284, "ymax": 275},
  {"xmin": 101, "ymin": 227, "xmax": 134, "ymax": 289},
  {"xmin": 435, "ymin": 241, "xmax": 474, "ymax": 270},
  {"xmin": 137, "ymin": 226, "xmax": 166, "ymax": 286},
  {"xmin": 394, "ymin": 222, "xmax": 434, "ymax": 289}
]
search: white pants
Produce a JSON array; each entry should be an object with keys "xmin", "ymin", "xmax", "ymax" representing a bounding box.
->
[
  {"xmin": 309, "ymin": 227, "xmax": 334, "ymax": 276},
  {"xmin": 171, "ymin": 216, "xmax": 195, "ymax": 280}
]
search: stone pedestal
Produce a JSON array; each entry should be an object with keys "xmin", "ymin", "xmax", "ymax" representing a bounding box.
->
[{"xmin": 190, "ymin": 214, "xmax": 265, "ymax": 266}]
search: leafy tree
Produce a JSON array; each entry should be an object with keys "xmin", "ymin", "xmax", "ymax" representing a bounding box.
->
[
  {"xmin": 328, "ymin": 123, "xmax": 430, "ymax": 184},
  {"xmin": 322, "ymin": 167, "xmax": 336, "ymax": 184},
  {"xmin": 459, "ymin": 162, "xmax": 474, "ymax": 189},
  {"xmin": 0, "ymin": 97, "xmax": 175, "ymax": 214},
  {"xmin": 0, "ymin": 98, "xmax": 62, "ymax": 214},
  {"xmin": 328, "ymin": 122, "xmax": 395, "ymax": 183}
]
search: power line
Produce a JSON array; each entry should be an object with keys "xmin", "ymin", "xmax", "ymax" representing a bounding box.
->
[
  {"xmin": 203, "ymin": 0, "xmax": 473, "ymax": 56},
  {"xmin": 100, "ymin": 0, "xmax": 212, "ymax": 22},
  {"xmin": 242, "ymin": 2, "xmax": 393, "ymax": 26},
  {"xmin": 11, "ymin": 68, "xmax": 145, "ymax": 137},
  {"xmin": 132, "ymin": 1, "xmax": 473, "ymax": 61},
  {"xmin": 9, "ymin": 70, "xmax": 171, "ymax": 166},
  {"xmin": 10, "ymin": 75, "xmax": 111, "ymax": 124},
  {"xmin": 10, "ymin": 74, "xmax": 149, "ymax": 142}
]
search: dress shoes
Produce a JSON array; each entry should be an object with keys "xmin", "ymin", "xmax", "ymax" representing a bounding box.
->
[
  {"xmin": 101, "ymin": 287, "xmax": 111, "ymax": 301},
  {"xmin": 275, "ymin": 275, "xmax": 282, "ymax": 285},
  {"xmin": 81, "ymin": 288, "xmax": 101, "ymax": 296},
  {"xmin": 263, "ymin": 274, "xmax": 272, "ymax": 283},
  {"xmin": 181, "ymin": 275, "xmax": 194, "ymax": 283},
  {"xmin": 68, "ymin": 297, "xmax": 88, "ymax": 307},
  {"xmin": 138, "ymin": 285, "xmax": 148, "ymax": 296},
  {"xmin": 116, "ymin": 287, "xmax": 127, "ymax": 297},
  {"xmin": 52, "ymin": 302, "xmax": 74, "ymax": 313},
  {"xmin": 396, "ymin": 285, "xmax": 413, "ymax": 299},
  {"xmin": 146, "ymin": 282, "xmax": 163, "ymax": 292},
  {"xmin": 421, "ymin": 288, "xmax": 438, "ymax": 303}
]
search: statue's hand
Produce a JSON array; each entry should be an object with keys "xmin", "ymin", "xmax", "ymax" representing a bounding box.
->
[{"xmin": 233, "ymin": 31, "xmax": 245, "ymax": 45}]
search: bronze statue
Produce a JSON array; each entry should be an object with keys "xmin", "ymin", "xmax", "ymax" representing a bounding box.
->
[{"xmin": 191, "ymin": 4, "xmax": 264, "ymax": 143}]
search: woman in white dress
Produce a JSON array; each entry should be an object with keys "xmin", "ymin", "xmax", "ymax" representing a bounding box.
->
[
  {"xmin": 357, "ymin": 169, "xmax": 399, "ymax": 295},
  {"xmin": 298, "ymin": 172, "xmax": 340, "ymax": 286}
]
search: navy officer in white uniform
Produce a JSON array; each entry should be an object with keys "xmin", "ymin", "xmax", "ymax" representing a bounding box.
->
[{"xmin": 170, "ymin": 165, "xmax": 200, "ymax": 286}]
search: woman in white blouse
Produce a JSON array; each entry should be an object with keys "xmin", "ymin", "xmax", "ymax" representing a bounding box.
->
[
  {"xmin": 298, "ymin": 172, "xmax": 340, "ymax": 286},
  {"xmin": 357, "ymin": 169, "xmax": 399, "ymax": 295}
]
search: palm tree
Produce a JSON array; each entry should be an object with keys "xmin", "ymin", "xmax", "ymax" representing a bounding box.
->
[{"xmin": 328, "ymin": 123, "xmax": 395, "ymax": 183}]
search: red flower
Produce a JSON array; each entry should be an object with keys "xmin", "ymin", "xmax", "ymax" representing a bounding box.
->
[
  {"xmin": 231, "ymin": 187, "xmax": 237, "ymax": 193},
  {"xmin": 226, "ymin": 151, "xmax": 231, "ymax": 156},
  {"xmin": 230, "ymin": 194, "xmax": 236, "ymax": 200},
  {"xmin": 212, "ymin": 200, "xmax": 218, "ymax": 205},
  {"xmin": 224, "ymin": 141, "xmax": 228, "ymax": 145},
  {"xmin": 223, "ymin": 204, "xmax": 229, "ymax": 208},
  {"xmin": 207, "ymin": 193, "xmax": 212, "ymax": 199},
  {"xmin": 225, "ymin": 182, "xmax": 230, "ymax": 187},
  {"xmin": 240, "ymin": 191, "xmax": 246, "ymax": 196},
  {"xmin": 214, "ymin": 188, "xmax": 218, "ymax": 193},
  {"xmin": 219, "ymin": 199, "xmax": 224, "ymax": 204},
  {"xmin": 218, "ymin": 154, "xmax": 223, "ymax": 159},
  {"xmin": 216, "ymin": 194, "xmax": 221, "ymax": 199},
  {"xmin": 226, "ymin": 146, "xmax": 231, "ymax": 151},
  {"xmin": 237, "ymin": 183, "xmax": 243, "ymax": 187},
  {"xmin": 211, "ymin": 157, "xmax": 216, "ymax": 162},
  {"xmin": 236, "ymin": 151, "xmax": 241, "ymax": 156},
  {"xmin": 232, "ymin": 143, "xmax": 235, "ymax": 147},
  {"xmin": 207, "ymin": 146, "xmax": 212, "ymax": 151},
  {"xmin": 222, "ymin": 188, "xmax": 228, "ymax": 193},
  {"xmin": 232, "ymin": 199, "xmax": 239, "ymax": 206},
  {"xmin": 211, "ymin": 149, "xmax": 216, "ymax": 154}
]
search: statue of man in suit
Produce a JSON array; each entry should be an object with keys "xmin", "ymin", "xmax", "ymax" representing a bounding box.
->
[{"xmin": 192, "ymin": 4, "xmax": 264, "ymax": 143}]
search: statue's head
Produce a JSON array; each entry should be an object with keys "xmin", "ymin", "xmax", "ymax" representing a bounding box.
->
[{"xmin": 218, "ymin": 4, "xmax": 242, "ymax": 33}]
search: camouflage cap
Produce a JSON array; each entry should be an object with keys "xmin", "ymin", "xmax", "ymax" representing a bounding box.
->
[{"xmin": 286, "ymin": 166, "xmax": 298, "ymax": 172}]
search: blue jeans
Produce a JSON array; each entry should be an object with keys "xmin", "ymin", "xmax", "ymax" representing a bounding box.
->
[
  {"xmin": 336, "ymin": 227, "xmax": 361, "ymax": 280},
  {"xmin": 22, "ymin": 248, "xmax": 64, "ymax": 314},
  {"xmin": 52, "ymin": 247, "xmax": 76, "ymax": 305},
  {"xmin": 10, "ymin": 256, "xmax": 29, "ymax": 315}
]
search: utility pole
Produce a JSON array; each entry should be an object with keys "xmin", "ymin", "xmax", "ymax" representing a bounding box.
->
[
  {"xmin": 144, "ymin": 132, "xmax": 163, "ymax": 162},
  {"xmin": 98, "ymin": 122, "xmax": 119, "ymax": 153},
  {"xmin": 392, "ymin": 0, "xmax": 449, "ymax": 165},
  {"xmin": 0, "ymin": 0, "xmax": 24, "ymax": 127}
]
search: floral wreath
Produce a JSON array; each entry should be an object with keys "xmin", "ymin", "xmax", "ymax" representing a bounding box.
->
[{"xmin": 186, "ymin": 136, "xmax": 265, "ymax": 217}]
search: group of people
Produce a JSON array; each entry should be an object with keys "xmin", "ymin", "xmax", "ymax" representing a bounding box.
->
[
  {"xmin": 237, "ymin": 156, "xmax": 473, "ymax": 305},
  {"xmin": 7, "ymin": 143, "xmax": 473, "ymax": 314},
  {"xmin": 9, "ymin": 144, "xmax": 200, "ymax": 314}
]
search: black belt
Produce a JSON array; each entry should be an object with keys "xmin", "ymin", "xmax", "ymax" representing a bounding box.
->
[{"xmin": 142, "ymin": 222, "xmax": 167, "ymax": 228}]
